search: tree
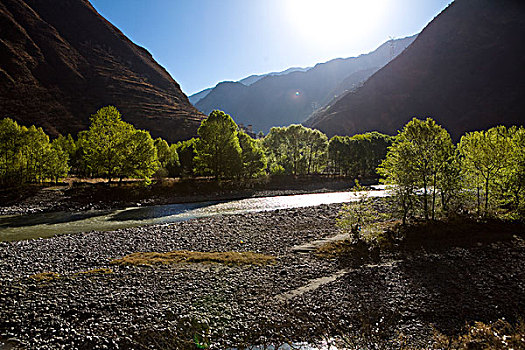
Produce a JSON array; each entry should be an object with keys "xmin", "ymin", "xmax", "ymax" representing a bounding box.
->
[
  {"xmin": 303, "ymin": 128, "xmax": 328, "ymax": 174},
  {"xmin": 120, "ymin": 130, "xmax": 159, "ymax": 181},
  {"xmin": 45, "ymin": 140, "xmax": 70, "ymax": 183},
  {"xmin": 378, "ymin": 140, "xmax": 418, "ymax": 224},
  {"xmin": 154, "ymin": 138, "xmax": 179, "ymax": 178},
  {"xmin": 263, "ymin": 124, "xmax": 328, "ymax": 176},
  {"xmin": 393, "ymin": 118, "xmax": 453, "ymax": 220},
  {"xmin": 82, "ymin": 106, "xmax": 159, "ymax": 182},
  {"xmin": 458, "ymin": 126, "xmax": 513, "ymax": 216},
  {"xmin": 194, "ymin": 110, "xmax": 242, "ymax": 179},
  {"xmin": 174, "ymin": 138, "xmax": 197, "ymax": 178},
  {"xmin": 378, "ymin": 118, "xmax": 454, "ymax": 222},
  {"xmin": 238, "ymin": 132, "xmax": 267, "ymax": 178},
  {"xmin": 328, "ymin": 133, "xmax": 391, "ymax": 178},
  {"xmin": 0, "ymin": 118, "xmax": 23, "ymax": 185}
]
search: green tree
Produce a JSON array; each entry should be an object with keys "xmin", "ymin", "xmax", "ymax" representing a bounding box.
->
[
  {"xmin": 378, "ymin": 118, "xmax": 453, "ymax": 222},
  {"xmin": 238, "ymin": 132, "xmax": 267, "ymax": 178},
  {"xmin": 174, "ymin": 138, "xmax": 197, "ymax": 178},
  {"xmin": 0, "ymin": 118, "xmax": 23, "ymax": 185},
  {"xmin": 82, "ymin": 106, "xmax": 158, "ymax": 182},
  {"xmin": 194, "ymin": 110, "xmax": 242, "ymax": 179},
  {"xmin": 458, "ymin": 126, "xmax": 513, "ymax": 216},
  {"xmin": 44, "ymin": 140, "xmax": 70, "ymax": 183},
  {"xmin": 154, "ymin": 138, "xmax": 179, "ymax": 178},
  {"xmin": 263, "ymin": 124, "xmax": 328, "ymax": 176},
  {"xmin": 120, "ymin": 130, "xmax": 159, "ymax": 181},
  {"xmin": 303, "ymin": 128, "xmax": 328, "ymax": 174},
  {"xmin": 378, "ymin": 140, "xmax": 418, "ymax": 224}
]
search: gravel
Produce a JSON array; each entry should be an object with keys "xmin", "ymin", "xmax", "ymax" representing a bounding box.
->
[{"xmin": 1, "ymin": 203, "xmax": 525, "ymax": 349}]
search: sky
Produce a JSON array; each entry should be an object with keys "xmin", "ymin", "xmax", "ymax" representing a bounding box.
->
[{"xmin": 91, "ymin": 0, "xmax": 453, "ymax": 96}]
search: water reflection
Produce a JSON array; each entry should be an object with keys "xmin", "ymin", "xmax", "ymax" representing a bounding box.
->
[{"xmin": 0, "ymin": 190, "xmax": 386, "ymax": 242}]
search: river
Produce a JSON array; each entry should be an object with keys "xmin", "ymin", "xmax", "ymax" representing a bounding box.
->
[{"xmin": 0, "ymin": 188, "xmax": 387, "ymax": 242}]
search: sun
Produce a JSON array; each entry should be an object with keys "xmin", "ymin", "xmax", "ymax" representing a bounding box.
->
[{"xmin": 286, "ymin": 0, "xmax": 389, "ymax": 49}]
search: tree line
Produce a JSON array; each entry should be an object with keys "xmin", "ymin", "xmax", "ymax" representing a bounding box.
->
[
  {"xmin": 378, "ymin": 118, "xmax": 525, "ymax": 221},
  {"xmin": 1, "ymin": 107, "xmax": 523, "ymax": 221},
  {"xmin": 0, "ymin": 107, "xmax": 393, "ymax": 186}
]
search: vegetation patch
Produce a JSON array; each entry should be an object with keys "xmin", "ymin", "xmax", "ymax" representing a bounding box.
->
[
  {"xmin": 29, "ymin": 272, "xmax": 60, "ymax": 281},
  {"xmin": 433, "ymin": 319, "xmax": 525, "ymax": 350},
  {"xmin": 110, "ymin": 250, "xmax": 276, "ymax": 267}
]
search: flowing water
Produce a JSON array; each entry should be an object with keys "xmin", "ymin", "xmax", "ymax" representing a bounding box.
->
[{"xmin": 0, "ymin": 188, "xmax": 387, "ymax": 242}]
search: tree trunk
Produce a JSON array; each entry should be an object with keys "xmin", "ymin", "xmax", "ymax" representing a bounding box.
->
[
  {"xmin": 423, "ymin": 177, "xmax": 428, "ymax": 220},
  {"xmin": 484, "ymin": 176, "xmax": 490, "ymax": 216},
  {"xmin": 431, "ymin": 173, "xmax": 437, "ymax": 220}
]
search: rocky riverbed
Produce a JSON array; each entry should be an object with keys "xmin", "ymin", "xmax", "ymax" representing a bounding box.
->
[{"xmin": 1, "ymin": 203, "xmax": 525, "ymax": 349}]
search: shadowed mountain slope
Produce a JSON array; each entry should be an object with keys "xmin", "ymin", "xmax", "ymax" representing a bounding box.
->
[
  {"xmin": 0, "ymin": 0, "xmax": 204, "ymax": 141},
  {"xmin": 195, "ymin": 36, "xmax": 415, "ymax": 133},
  {"xmin": 306, "ymin": 0, "xmax": 525, "ymax": 140}
]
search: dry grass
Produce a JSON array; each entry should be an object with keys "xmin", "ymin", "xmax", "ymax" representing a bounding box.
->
[
  {"xmin": 316, "ymin": 239, "xmax": 354, "ymax": 258},
  {"xmin": 29, "ymin": 272, "xmax": 60, "ymax": 281},
  {"xmin": 110, "ymin": 250, "xmax": 276, "ymax": 267},
  {"xmin": 432, "ymin": 319, "xmax": 525, "ymax": 349}
]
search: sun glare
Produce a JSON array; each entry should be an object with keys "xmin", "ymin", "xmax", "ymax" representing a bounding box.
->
[{"xmin": 286, "ymin": 0, "xmax": 389, "ymax": 49}]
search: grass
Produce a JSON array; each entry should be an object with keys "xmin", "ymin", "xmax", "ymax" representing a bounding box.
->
[
  {"xmin": 29, "ymin": 268, "xmax": 113, "ymax": 281},
  {"xmin": 110, "ymin": 250, "xmax": 276, "ymax": 267},
  {"xmin": 432, "ymin": 318, "xmax": 525, "ymax": 349},
  {"xmin": 29, "ymin": 271, "xmax": 61, "ymax": 281}
]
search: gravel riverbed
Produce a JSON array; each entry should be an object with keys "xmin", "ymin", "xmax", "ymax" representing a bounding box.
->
[{"xmin": 1, "ymin": 203, "xmax": 525, "ymax": 349}]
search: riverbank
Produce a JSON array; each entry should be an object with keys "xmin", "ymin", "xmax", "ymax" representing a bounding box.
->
[
  {"xmin": 1, "ymin": 202, "xmax": 524, "ymax": 349},
  {"xmin": 0, "ymin": 176, "xmax": 360, "ymax": 216}
]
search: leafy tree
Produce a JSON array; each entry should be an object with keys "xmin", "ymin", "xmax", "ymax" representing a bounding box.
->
[
  {"xmin": 337, "ymin": 181, "xmax": 380, "ymax": 240},
  {"xmin": 394, "ymin": 118, "xmax": 453, "ymax": 219},
  {"xmin": 328, "ymin": 132, "xmax": 391, "ymax": 178},
  {"xmin": 120, "ymin": 130, "xmax": 159, "ymax": 182},
  {"xmin": 0, "ymin": 118, "xmax": 69, "ymax": 185},
  {"xmin": 378, "ymin": 118, "xmax": 454, "ymax": 222},
  {"xmin": 194, "ymin": 110, "xmax": 242, "ymax": 179},
  {"xmin": 504, "ymin": 127, "xmax": 525, "ymax": 214},
  {"xmin": 378, "ymin": 140, "xmax": 418, "ymax": 224},
  {"xmin": 45, "ymin": 140, "xmax": 70, "ymax": 183},
  {"xmin": 238, "ymin": 131, "xmax": 267, "ymax": 178},
  {"xmin": 174, "ymin": 138, "xmax": 197, "ymax": 178},
  {"xmin": 154, "ymin": 138, "xmax": 179, "ymax": 178},
  {"xmin": 458, "ymin": 126, "xmax": 513, "ymax": 216},
  {"xmin": 82, "ymin": 106, "xmax": 158, "ymax": 182},
  {"xmin": 263, "ymin": 124, "xmax": 328, "ymax": 175},
  {"xmin": 303, "ymin": 128, "xmax": 328, "ymax": 174},
  {"xmin": 328, "ymin": 136, "xmax": 348, "ymax": 175},
  {"xmin": 0, "ymin": 118, "xmax": 23, "ymax": 185}
]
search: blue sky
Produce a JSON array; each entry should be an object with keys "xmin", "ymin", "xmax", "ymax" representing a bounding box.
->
[{"xmin": 91, "ymin": 0, "xmax": 453, "ymax": 95}]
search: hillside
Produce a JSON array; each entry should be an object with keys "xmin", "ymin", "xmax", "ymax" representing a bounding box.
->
[
  {"xmin": 306, "ymin": 0, "xmax": 525, "ymax": 140},
  {"xmin": 0, "ymin": 0, "xmax": 204, "ymax": 142},
  {"xmin": 195, "ymin": 36, "xmax": 416, "ymax": 133}
]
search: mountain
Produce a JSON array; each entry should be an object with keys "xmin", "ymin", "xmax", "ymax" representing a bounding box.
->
[
  {"xmin": 188, "ymin": 88, "xmax": 213, "ymax": 105},
  {"xmin": 194, "ymin": 35, "xmax": 415, "ymax": 133},
  {"xmin": 306, "ymin": 0, "xmax": 525, "ymax": 141},
  {"xmin": 0, "ymin": 0, "xmax": 204, "ymax": 142},
  {"xmin": 189, "ymin": 67, "xmax": 310, "ymax": 105}
]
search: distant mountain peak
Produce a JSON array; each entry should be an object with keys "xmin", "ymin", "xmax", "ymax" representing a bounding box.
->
[{"xmin": 193, "ymin": 35, "xmax": 416, "ymax": 133}]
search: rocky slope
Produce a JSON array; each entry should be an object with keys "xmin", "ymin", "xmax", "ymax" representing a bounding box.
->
[
  {"xmin": 195, "ymin": 36, "xmax": 415, "ymax": 133},
  {"xmin": 306, "ymin": 0, "xmax": 525, "ymax": 140},
  {"xmin": 0, "ymin": 0, "xmax": 204, "ymax": 142}
]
